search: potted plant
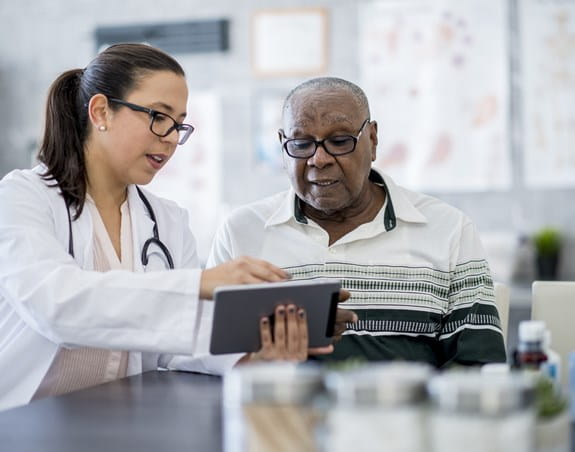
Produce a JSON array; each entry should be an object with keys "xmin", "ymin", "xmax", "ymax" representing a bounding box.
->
[
  {"xmin": 533, "ymin": 227, "xmax": 561, "ymax": 280},
  {"xmin": 534, "ymin": 377, "xmax": 570, "ymax": 452}
]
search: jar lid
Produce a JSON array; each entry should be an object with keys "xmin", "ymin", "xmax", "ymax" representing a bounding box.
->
[
  {"xmin": 518, "ymin": 320, "xmax": 546, "ymax": 342},
  {"xmin": 428, "ymin": 371, "xmax": 535, "ymax": 415},
  {"xmin": 224, "ymin": 362, "xmax": 324, "ymax": 404},
  {"xmin": 325, "ymin": 362, "xmax": 433, "ymax": 406}
]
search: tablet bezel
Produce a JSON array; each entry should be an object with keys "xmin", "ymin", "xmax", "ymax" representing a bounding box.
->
[{"xmin": 209, "ymin": 279, "xmax": 341, "ymax": 355}]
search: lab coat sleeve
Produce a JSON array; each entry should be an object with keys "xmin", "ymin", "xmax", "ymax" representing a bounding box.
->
[{"xmin": 0, "ymin": 172, "xmax": 202, "ymax": 355}]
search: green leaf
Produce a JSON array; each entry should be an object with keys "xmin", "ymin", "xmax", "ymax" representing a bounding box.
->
[
  {"xmin": 535, "ymin": 377, "xmax": 567, "ymax": 419},
  {"xmin": 533, "ymin": 228, "xmax": 561, "ymax": 257}
]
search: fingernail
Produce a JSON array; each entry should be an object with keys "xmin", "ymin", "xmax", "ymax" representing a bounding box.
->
[
  {"xmin": 284, "ymin": 272, "xmax": 292, "ymax": 280},
  {"xmin": 277, "ymin": 307, "xmax": 285, "ymax": 315},
  {"xmin": 298, "ymin": 310, "xmax": 305, "ymax": 318},
  {"xmin": 288, "ymin": 306, "xmax": 295, "ymax": 314},
  {"xmin": 261, "ymin": 317, "xmax": 269, "ymax": 324}
]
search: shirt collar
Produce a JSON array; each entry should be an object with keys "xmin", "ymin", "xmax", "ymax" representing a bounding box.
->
[
  {"xmin": 370, "ymin": 168, "xmax": 427, "ymax": 226},
  {"xmin": 265, "ymin": 168, "xmax": 427, "ymax": 229}
]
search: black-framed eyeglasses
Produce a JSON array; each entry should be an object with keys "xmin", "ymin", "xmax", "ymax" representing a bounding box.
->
[
  {"xmin": 280, "ymin": 118, "xmax": 371, "ymax": 159},
  {"xmin": 108, "ymin": 98, "xmax": 195, "ymax": 145}
]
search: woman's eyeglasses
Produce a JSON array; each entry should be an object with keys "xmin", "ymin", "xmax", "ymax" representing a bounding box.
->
[{"xmin": 108, "ymin": 98, "xmax": 195, "ymax": 145}]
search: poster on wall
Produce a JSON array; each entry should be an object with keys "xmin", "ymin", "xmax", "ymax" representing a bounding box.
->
[
  {"xmin": 251, "ymin": 8, "xmax": 328, "ymax": 77},
  {"xmin": 359, "ymin": 0, "xmax": 511, "ymax": 192},
  {"xmin": 521, "ymin": 0, "xmax": 575, "ymax": 189},
  {"xmin": 146, "ymin": 92, "xmax": 222, "ymax": 264}
]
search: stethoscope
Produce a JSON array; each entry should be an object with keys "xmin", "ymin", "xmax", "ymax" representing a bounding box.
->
[{"xmin": 65, "ymin": 186, "xmax": 174, "ymax": 269}]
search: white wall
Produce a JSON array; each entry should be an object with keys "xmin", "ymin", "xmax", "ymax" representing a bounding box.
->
[{"xmin": 1, "ymin": 0, "xmax": 574, "ymax": 278}]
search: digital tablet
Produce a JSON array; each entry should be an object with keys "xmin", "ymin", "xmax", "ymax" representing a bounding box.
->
[{"xmin": 210, "ymin": 278, "xmax": 341, "ymax": 355}]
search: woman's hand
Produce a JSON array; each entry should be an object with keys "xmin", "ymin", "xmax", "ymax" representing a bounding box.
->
[
  {"xmin": 238, "ymin": 303, "xmax": 309, "ymax": 363},
  {"xmin": 200, "ymin": 256, "xmax": 289, "ymax": 299}
]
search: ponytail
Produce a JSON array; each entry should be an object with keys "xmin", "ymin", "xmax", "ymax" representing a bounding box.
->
[
  {"xmin": 37, "ymin": 44, "xmax": 185, "ymax": 220},
  {"xmin": 38, "ymin": 69, "xmax": 88, "ymax": 219}
]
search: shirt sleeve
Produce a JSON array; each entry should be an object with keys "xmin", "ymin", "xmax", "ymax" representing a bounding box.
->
[
  {"xmin": 205, "ymin": 220, "xmax": 234, "ymax": 268},
  {"xmin": 164, "ymin": 220, "xmax": 244, "ymax": 374},
  {"xmin": 438, "ymin": 220, "xmax": 508, "ymax": 367}
]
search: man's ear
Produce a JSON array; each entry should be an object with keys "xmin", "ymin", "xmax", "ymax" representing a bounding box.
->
[
  {"xmin": 88, "ymin": 94, "xmax": 111, "ymax": 131},
  {"xmin": 278, "ymin": 129, "xmax": 287, "ymax": 169},
  {"xmin": 369, "ymin": 120, "xmax": 378, "ymax": 161}
]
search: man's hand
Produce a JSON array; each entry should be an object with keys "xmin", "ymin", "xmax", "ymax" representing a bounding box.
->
[
  {"xmin": 200, "ymin": 256, "xmax": 289, "ymax": 299},
  {"xmin": 333, "ymin": 289, "xmax": 358, "ymax": 340},
  {"xmin": 309, "ymin": 289, "xmax": 358, "ymax": 356}
]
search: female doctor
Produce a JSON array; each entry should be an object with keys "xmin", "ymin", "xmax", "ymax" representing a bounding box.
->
[{"xmin": 0, "ymin": 44, "xmax": 336, "ymax": 411}]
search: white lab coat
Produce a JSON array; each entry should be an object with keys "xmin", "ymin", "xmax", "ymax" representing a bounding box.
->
[{"xmin": 0, "ymin": 166, "xmax": 208, "ymax": 411}]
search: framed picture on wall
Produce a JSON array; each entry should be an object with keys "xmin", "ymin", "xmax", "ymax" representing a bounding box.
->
[{"xmin": 251, "ymin": 8, "xmax": 329, "ymax": 77}]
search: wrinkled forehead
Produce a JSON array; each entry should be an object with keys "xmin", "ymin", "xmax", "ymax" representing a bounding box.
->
[{"xmin": 282, "ymin": 88, "xmax": 363, "ymax": 130}]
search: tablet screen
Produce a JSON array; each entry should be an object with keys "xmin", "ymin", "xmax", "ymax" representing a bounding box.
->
[{"xmin": 210, "ymin": 278, "xmax": 341, "ymax": 355}]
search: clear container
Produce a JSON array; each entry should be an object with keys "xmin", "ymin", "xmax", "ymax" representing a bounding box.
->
[
  {"xmin": 569, "ymin": 351, "xmax": 575, "ymax": 422},
  {"xmin": 319, "ymin": 362, "xmax": 433, "ymax": 452},
  {"xmin": 223, "ymin": 362, "xmax": 324, "ymax": 452},
  {"xmin": 541, "ymin": 329, "xmax": 561, "ymax": 386},
  {"xmin": 428, "ymin": 370, "xmax": 536, "ymax": 452}
]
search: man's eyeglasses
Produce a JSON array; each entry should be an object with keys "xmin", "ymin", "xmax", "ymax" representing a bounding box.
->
[
  {"xmin": 280, "ymin": 118, "xmax": 371, "ymax": 159},
  {"xmin": 108, "ymin": 98, "xmax": 195, "ymax": 145}
]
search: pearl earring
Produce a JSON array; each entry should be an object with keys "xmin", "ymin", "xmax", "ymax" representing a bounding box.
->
[{"xmin": 98, "ymin": 125, "xmax": 107, "ymax": 132}]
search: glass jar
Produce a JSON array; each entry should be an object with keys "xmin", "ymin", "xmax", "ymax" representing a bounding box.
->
[
  {"xmin": 223, "ymin": 362, "xmax": 324, "ymax": 452},
  {"xmin": 428, "ymin": 370, "xmax": 536, "ymax": 452},
  {"xmin": 319, "ymin": 362, "xmax": 433, "ymax": 452}
]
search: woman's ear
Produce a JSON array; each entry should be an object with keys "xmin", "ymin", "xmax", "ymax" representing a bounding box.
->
[{"xmin": 87, "ymin": 94, "xmax": 111, "ymax": 132}]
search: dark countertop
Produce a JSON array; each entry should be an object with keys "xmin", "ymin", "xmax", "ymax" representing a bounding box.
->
[
  {"xmin": 0, "ymin": 369, "xmax": 572, "ymax": 452},
  {"xmin": 0, "ymin": 371, "xmax": 222, "ymax": 452}
]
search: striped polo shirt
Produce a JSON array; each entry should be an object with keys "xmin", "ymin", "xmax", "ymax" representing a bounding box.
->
[{"xmin": 207, "ymin": 169, "xmax": 506, "ymax": 368}]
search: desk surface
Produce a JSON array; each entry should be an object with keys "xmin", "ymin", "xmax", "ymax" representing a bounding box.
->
[
  {"xmin": 0, "ymin": 371, "xmax": 222, "ymax": 452},
  {"xmin": 0, "ymin": 370, "xmax": 573, "ymax": 452}
]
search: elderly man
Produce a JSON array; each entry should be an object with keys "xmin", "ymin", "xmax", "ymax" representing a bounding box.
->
[{"xmin": 207, "ymin": 77, "xmax": 506, "ymax": 368}]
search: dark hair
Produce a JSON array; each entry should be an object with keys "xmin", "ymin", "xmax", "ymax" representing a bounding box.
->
[
  {"xmin": 38, "ymin": 43, "xmax": 185, "ymax": 219},
  {"xmin": 282, "ymin": 76, "xmax": 371, "ymax": 119}
]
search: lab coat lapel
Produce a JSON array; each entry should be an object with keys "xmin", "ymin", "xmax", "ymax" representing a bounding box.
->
[
  {"xmin": 69, "ymin": 203, "xmax": 94, "ymax": 270},
  {"xmin": 125, "ymin": 186, "xmax": 158, "ymax": 376}
]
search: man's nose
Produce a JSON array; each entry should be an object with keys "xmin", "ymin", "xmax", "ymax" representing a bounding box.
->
[{"xmin": 307, "ymin": 143, "xmax": 334, "ymax": 168}]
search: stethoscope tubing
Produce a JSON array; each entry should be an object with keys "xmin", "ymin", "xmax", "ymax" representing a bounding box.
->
[{"xmin": 65, "ymin": 186, "xmax": 174, "ymax": 269}]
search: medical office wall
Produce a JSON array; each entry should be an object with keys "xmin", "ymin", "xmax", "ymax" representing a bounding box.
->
[{"xmin": 0, "ymin": 0, "xmax": 574, "ymax": 278}]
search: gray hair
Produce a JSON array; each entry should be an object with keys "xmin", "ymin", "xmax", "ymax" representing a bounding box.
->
[{"xmin": 282, "ymin": 77, "xmax": 370, "ymax": 119}]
